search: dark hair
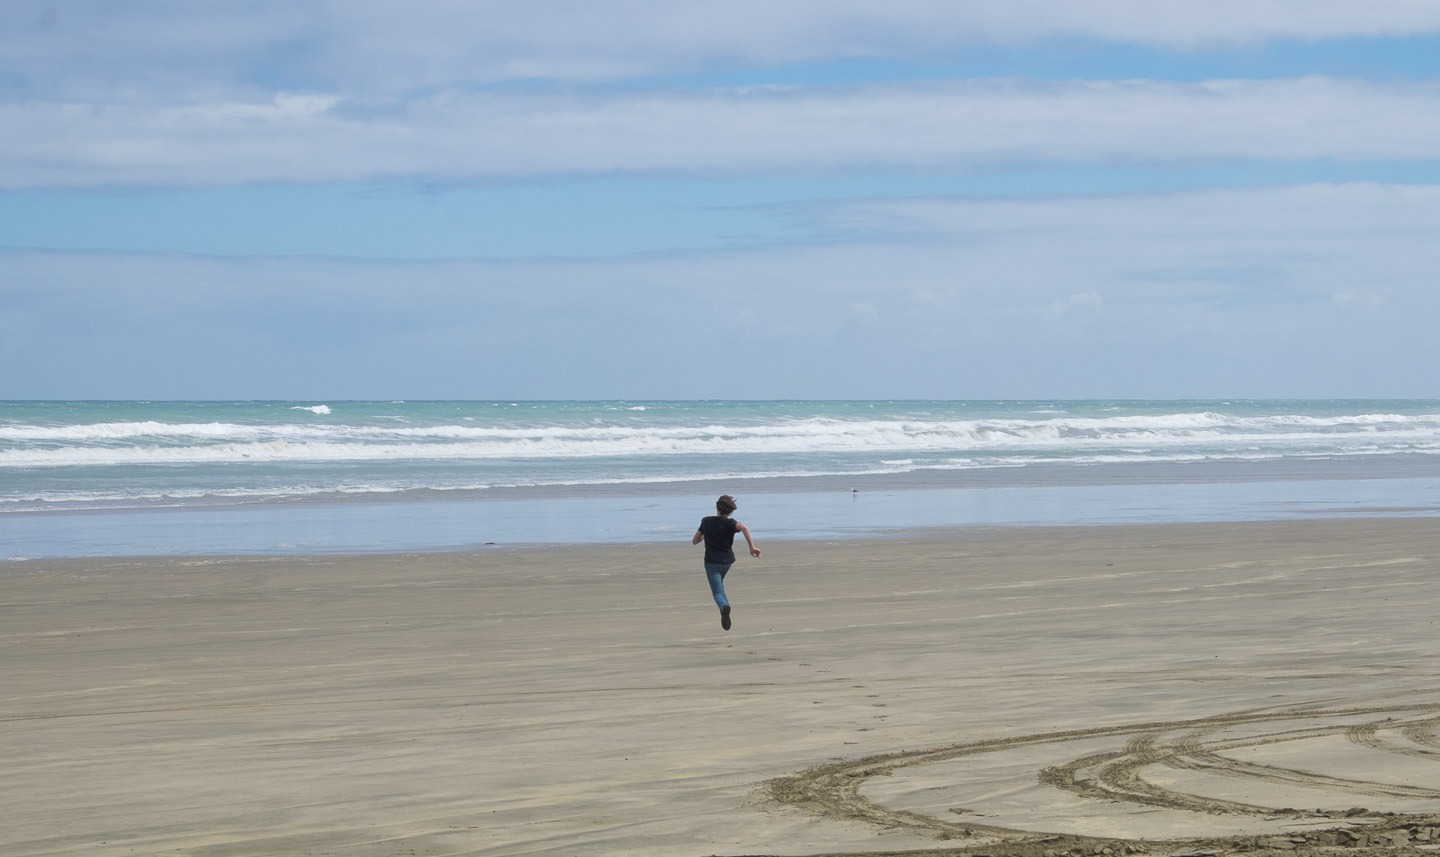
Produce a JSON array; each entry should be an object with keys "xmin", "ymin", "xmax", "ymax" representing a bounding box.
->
[{"xmin": 716, "ymin": 494, "xmax": 737, "ymax": 515}]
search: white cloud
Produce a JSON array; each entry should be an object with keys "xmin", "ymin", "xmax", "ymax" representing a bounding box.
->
[
  {"xmin": 5, "ymin": 1, "xmax": 1440, "ymax": 101},
  {"xmin": 848, "ymin": 301, "xmax": 879, "ymax": 320},
  {"xmin": 1053, "ymin": 293, "xmax": 1103, "ymax": 315},
  {"xmin": 809, "ymin": 182, "xmax": 1440, "ymax": 240},
  {"xmin": 5, "ymin": 77, "xmax": 1440, "ymax": 187},
  {"xmin": 4, "ymin": 183, "xmax": 1439, "ymax": 398},
  {"xmin": 1331, "ymin": 290, "xmax": 1384, "ymax": 310},
  {"xmin": 801, "ymin": 183, "xmax": 1440, "ymax": 312}
]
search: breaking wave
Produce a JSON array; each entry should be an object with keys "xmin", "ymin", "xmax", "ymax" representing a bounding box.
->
[
  {"xmin": 6, "ymin": 401, "xmax": 1440, "ymax": 513},
  {"xmin": 3, "ymin": 410, "xmax": 1440, "ymax": 468}
]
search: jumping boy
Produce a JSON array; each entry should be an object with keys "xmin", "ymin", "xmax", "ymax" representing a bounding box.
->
[{"xmin": 692, "ymin": 494, "xmax": 761, "ymax": 631}]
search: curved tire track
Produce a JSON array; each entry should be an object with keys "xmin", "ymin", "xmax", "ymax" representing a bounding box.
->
[{"xmin": 768, "ymin": 700, "xmax": 1440, "ymax": 848}]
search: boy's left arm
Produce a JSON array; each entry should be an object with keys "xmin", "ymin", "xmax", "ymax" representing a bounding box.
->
[{"xmin": 736, "ymin": 522, "xmax": 761, "ymax": 558}]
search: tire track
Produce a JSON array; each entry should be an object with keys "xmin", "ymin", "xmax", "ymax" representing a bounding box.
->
[
  {"xmin": 1347, "ymin": 716, "xmax": 1440, "ymax": 758},
  {"xmin": 1408, "ymin": 719, "xmax": 1440, "ymax": 749},
  {"xmin": 1164, "ymin": 725, "xmax": 1440, "ymax": 801},
  {"xmin": 768, "ymin": 700, "xmax": 1440, "ymax": 846}
]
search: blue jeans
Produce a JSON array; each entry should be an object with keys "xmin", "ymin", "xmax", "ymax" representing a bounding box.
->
[{"xmin": 705, "ymin": 562, "xmax": 732, "ymax": 609}]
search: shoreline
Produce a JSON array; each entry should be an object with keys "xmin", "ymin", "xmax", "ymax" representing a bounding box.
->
[
  {"xmin": 9, "ymin": 462, "xmax": 1440, "ymax": 560},
  {"xmin": 3, "ymin": 512, "xmax": 1437, "ymax": 565},
  {"xmin": 12, "ymin": 450, "xmax": 1440, "ymax": 510},
  {"xmin": 8, "ymin": 518, "xmax": 1440, "ymax": 855}
]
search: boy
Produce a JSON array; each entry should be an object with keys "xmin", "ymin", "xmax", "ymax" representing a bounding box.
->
[{"xmin": 692, "ymin": 494, "xmax": 761, "ymax": 631}]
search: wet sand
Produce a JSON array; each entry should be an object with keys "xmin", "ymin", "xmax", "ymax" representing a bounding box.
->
[{"xmin": 5, "ymin": 519, "xmax": 1440, "ymax": 856}]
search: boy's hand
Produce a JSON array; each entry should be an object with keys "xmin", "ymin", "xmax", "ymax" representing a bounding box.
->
[{"xmin": 750, "ymin": 547, "xmax": 761, "ymax": 558}]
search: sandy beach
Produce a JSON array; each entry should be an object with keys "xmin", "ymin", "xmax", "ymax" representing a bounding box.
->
[{"xmin": 7, "ymin": 518, "xmax": 1440, "ymax": 856}]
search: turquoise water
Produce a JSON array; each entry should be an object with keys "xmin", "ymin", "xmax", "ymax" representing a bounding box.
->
[{"xmin": 5, "ymin": 400, "xmax": 1440, "ymax": 557}]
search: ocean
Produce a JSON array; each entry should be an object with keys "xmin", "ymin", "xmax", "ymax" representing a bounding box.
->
[{"xmin": 5, "ymin": 399, "xmax": 1440, "ymax": 558}]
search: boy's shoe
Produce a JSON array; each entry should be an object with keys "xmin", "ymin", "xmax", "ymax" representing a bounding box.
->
[{"xmin": 721, "ymin": 605, "xmax": 732, "ymax": 631}]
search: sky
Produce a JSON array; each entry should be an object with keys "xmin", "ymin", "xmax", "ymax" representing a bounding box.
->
[{"xmin": 3, "ymin": 1, "xmax": 1440, "ymax": 400}]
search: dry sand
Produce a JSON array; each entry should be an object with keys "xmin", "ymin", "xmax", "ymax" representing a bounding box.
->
[{"xmin": 6, "ymin": 519, "xmax": 1440, "ymax": 856}]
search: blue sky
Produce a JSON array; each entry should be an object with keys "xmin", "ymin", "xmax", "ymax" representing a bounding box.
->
[{"xmin": 3, "ymin": 1, "xmax": 1440, "ymax": 399}]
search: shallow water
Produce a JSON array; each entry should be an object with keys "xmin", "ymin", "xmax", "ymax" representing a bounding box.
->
[
  {"xmin": 7, "ymin": 471, "xmax": 1440, "ymax": 559},
  {"xmin": 7, "ymin": 399, "xmax": 1440, "ymax": 558}
]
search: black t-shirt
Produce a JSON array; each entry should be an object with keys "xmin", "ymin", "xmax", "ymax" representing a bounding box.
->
[{"xmin": 698, "ymin": 515, "xmax": 739, "ymax": 565}]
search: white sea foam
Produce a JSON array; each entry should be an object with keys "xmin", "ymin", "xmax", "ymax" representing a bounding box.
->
[
  {"xmin": 0, "ymin": 445, "xmax": 1360, "ymax": 513},
  {"xmin": 3, "ymin": 436, "xmax": 1436, "ymax": 473},
  {"xmin": 5, "ymin": 411, "xmax": 1440, "ymax": 468},
  {"xmin": 4, "ymin": 410, "xmax": 1437, "ymax": 444},
  {"xmin": 0, "ymin": 421, "xmax": 258, "ymax": 442},
  {"xmin": 5, "ymin": 405, "xmax": 1440, "ymax": 515},
  {"xmin": 9, "ymin": 401, "xmax": 1440, "ymax": 531}
]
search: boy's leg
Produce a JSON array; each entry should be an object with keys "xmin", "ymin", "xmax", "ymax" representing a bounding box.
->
[
  {"xmin": 704, "ymin": 563, "xmax": 730, "ymax": 608},
  {"xmin": 705, "ymin": 563, "xmax": 733, "ymax": 630}
]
